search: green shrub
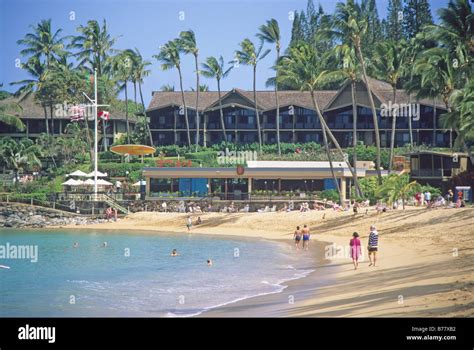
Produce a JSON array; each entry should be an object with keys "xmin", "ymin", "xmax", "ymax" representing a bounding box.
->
[
  {"xmin": 8, "ymin": 193, "xmax": 47, "ymax": 202},
  {"xmin": 317, "ymin": 189, "xmax": 340, "ymax": 202},
  {"xmin": 99, "ymin": 162, "xmax": 145, "ymax": 177},
  {"xmin": 419, "ymin": 184, "xmax": 442, "ymax": 198},
  {"xmin": 184, "ymin": 151, "xmax": 217, "ymax": 167}
]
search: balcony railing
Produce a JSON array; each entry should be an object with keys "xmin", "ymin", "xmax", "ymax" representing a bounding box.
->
[{"xmin": 411, "ymin": 169, "xmax": 452, "ymax": 177}]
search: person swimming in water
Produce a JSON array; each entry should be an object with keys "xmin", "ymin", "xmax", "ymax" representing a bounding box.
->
[
  {"xmin": 171, "ymin": 249, "xmax": 179, "ymax": 257},
  {"xmin": 102, "ymin": 242, "xmax": 107, "ymax": 248},
  {"xmin": 207, "ymin": 259, "xmax": 212, "ymax": 266},
  {"xmin": 73, "ymin": 242, "xmax": 79, "ymax": 248}
]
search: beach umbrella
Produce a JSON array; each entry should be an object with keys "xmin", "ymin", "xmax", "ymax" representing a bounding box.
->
[
  {"xmin": 62, "ymin": 179, "xmax": 83, "ymax": 186},
  {"xmin": 96, "ymin": 179, "xmax": 113, "ymax": 186},
  {"xmin": 86, "ymin": 170, "xmax": 108, "ymax": 177},
  {"xmin": 83, "ymin": 179, "xmax": 95, "ymax": 185},
  {"xmin": 68, "ymin": 170, "xmax": 88, "ymax": 177}
]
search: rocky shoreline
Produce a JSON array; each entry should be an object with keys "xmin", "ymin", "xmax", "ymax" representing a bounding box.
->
[{"xmin": 0, "ymin": 203, "xmax": 109, "ymax": 229}]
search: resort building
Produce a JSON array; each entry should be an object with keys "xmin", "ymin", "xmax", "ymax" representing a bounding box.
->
[
  {"xmin": 143, "ymin": 160, "xmax": 373, "ymax": 201},
  {"xmin": 409, "ymin": 151, "xmax": 473, "ymax": 192},
  {"xmin": 146, "ymin": 77, "xmax": 450, "ymax": 148},
  {"xmin": 0, "ymin": 94, "xmax": 135, "ymax": 146}
]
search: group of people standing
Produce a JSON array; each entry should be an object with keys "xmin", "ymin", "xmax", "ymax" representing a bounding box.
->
[
  {"xmin": 293, "ymin": 225, "xmax": 311, "ymax": 250},
  {"xmin": 293, "ymin": 223, "xmax": 379, "ymax": 271},
  {"xmin": 349, "ymin": 225, "xmax": 379, "ymax": 270}
]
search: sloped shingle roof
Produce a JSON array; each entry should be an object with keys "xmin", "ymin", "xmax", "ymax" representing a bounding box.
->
[{"xmin": 147, "ymin": 77, "xmax": 446, "ymax": 113}]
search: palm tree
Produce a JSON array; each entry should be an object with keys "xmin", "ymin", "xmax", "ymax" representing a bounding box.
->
[
  {"xmin": 112, "ymin": 50, "xmax": 135, "ymax": 143},
  {"xmin": 427, "ymin": 0, "xmax": 474, "ymax": 76},
  {"xmin": 414, "ymin": 47, "xmax": 473, "ymax": 163},
  {"xmin": 15, "ymin": 19, "xmax": 65, "ymax": 136},
  {"xmin": 449, "ymin": 79, "xmax": 474, "ymax": 164},
  {"xmin": 376, "ymin": 173, "xmax": 418, "ymax": 209},
  {"xmin": 0, "ymin": 138, "xmax": 42, "ymax": 186},
  {"xmin": 131, "ymin": 48, "xmax": 153, "ymax": 145},
  {"xmin": 69, "ymin": 19, "xmax": 117, "ymax": 76},
  {"xmin": 331, "ymin": 0, "xmax": 382, "ymax": 183},
  {"xmin": 235, "ymin": 38, "xmax": 271, "ymax": 153},
  {"xmin": 179, "ymin": 30, "xmax": 201, "ymax": 150},
  {"xmin": 201, "ymin": 56, "xmax": 233, "ymax": 142},
  {"xmin": 258, "ymin": 19, "xmax": 282, "ymax": 155},
  {"xmin": 10, "ymin": 56, "xmax": 50, "ymax": 135},
  {"xmin": 444, "ymin": 81, "xmax": 474, "ymax": 164},
  {"xmin": 372, "ymin": 41, "xmax": 404, "ymax": 173},
  {"xmin": 154, "ymin": 39, "xmax": 191, "ymax": 146},
  {"xmin": 160, "ymin": 84, "xmax": 175, "ymax": 92},
  {"xmin": 325, "ymin": 44, "xmax": 364, "ymax": 197},
  {"xmin": 190, "ymin": 85, "xmax": 209, "ymax": 92},
  {"xmin": 17, "ymin": 19, "xmax": 66, "ymax": 69},
  {"xmin": 277, "ymin": 43, "xmax": 343, "ymax": 204},
  {"xmin": 0, "ymin": 102, "xmax": 25, "ymax": 131}
]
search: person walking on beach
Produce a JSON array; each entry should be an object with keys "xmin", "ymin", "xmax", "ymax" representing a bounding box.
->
[
  {"xmin": 447, "ymin": 189, "xmax": 453, "ymax": 205},
  {"xmin": 186, "ymin": 216, "xmax": 192, "ymax": 231},
  {"xmin": 353, "ymin": 201, "xmax": 359, "ymax": 215},
  {"xmin": 293, "ymin": 226, "xmax": 302, "ymax": 250},
  {"xmin": 302, "ymin": 225, "xmax": 311, "ymax": 251},
  {"xmin": 424, "ymin": 191, "xmax": 431, "ymax": 207},
  {"xmin": 350, "ymin": 232, "xmax": 362, "ymax": 270},
  {"xmin": 368, "ymin": 225, "xmax": 379, "ymax": 267}
]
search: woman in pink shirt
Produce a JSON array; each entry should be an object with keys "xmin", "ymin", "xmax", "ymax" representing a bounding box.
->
[{"xmin": 350, "ymin": 232, "xmax": 362, "ymax": 270}]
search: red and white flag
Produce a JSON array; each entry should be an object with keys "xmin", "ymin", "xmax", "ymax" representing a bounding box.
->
[
  {"xmin": 98, "ymin": 110, "xmax": 110, "ymax": 121},
  {"xmin": 69, "ymin": 105, "xmax": 85, "ymax": 122}
]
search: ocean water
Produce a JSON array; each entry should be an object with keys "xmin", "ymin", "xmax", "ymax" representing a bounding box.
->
[{"xmin": 0, "ymin": 230, "xmax": 314, "ymax": 317}]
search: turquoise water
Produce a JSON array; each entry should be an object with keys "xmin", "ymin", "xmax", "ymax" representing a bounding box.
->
[{"xmin": 0, "ymin": 230, "xmax": 314, "ymax": 317}]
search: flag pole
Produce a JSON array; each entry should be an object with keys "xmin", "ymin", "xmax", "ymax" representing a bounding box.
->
[{"xmin": 94, "ymin": 68, "xmax": 98, "ymax": 201}]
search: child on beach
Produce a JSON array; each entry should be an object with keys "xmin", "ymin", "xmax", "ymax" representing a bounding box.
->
[
  {"xmin": 350, "ymin": 232, "xmax": 362, "ymax": 270},
  {"xmin": 294, "ymin": 226, "xmax": 302, "ymax": 250},
  {"xmin": 302, "ymin": 225, "xmax": 311, "ymax": 251}
]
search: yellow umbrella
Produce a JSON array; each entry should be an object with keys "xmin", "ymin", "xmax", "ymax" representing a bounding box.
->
[{"xmin": 110, "ymin": 144, "xmax": 156, "ymax": 156}]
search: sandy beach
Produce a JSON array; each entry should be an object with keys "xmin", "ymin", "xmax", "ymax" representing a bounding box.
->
[{"xmin": 64, "ymin": 207, "xmax": 474, "ymax": 317}]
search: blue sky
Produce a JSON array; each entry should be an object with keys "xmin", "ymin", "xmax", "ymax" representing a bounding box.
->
[{"xmin": 0, "ymin": 0, "xmax": 449, "ymax": 105}]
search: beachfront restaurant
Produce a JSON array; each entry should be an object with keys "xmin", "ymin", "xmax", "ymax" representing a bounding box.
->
[{"xmin": 142, "ymin": 161, "xmax": 368, "ymax": 202}]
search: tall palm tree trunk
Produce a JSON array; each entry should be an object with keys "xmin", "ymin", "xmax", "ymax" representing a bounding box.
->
[
  {"xmin": 408, "ymin": 93, "xmax": 413, "ymax": 148},
  {"xmin": 43, "ymin": 106, "xmax": 49, "ymax": 136},
  {"xmin": 125, "ymin": 82, "xmax": 130, "ymax": 144},
  {"xmin": 314, "ymin": 96, "xmax": 364, "ymax": 194},
  {"xmin": 357, "ymin": 46, "xmax": 382, "ymax": 184},
  {"xmin": 178, "ymin": 67, "xmax": 191, "ymax": 146},
  {"xmin": 311, "ymin": 91, "xmax": 343, "ymax": 204},
  {"xmin": 133, "ymin": 81, "xmax": 137, "ymax": 106},
  {"xmin": 194, "ymin": 55, "xmax": 200, "ymax": 151},
  {"xmin": 139, "ymin": 82, "xmax": 153, "ymax": 146},
  {"xmin": 351, "ymin": 81, "xmax": 363, "ymax": 197},
  {"xmin": 253, "ymin": 65, "xmax": 262, "ymax": 153},
  {"xmin": 432, "ymin": 98, "xmax": 436, "ymax": 146},
  {"xmin": 49, "ymin": 104, "xmax": 54, "ymax": 136},
  {"xmin": 217, "ymin": 79, "xmax": 227, "ymax": 141},
  {"xmin": 388, "ymin": 88, "xmax": 397, "ymax": 174},
  {"xmin": 275, "ymin": 49, "xmax": 281, "ymax": 156}
]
